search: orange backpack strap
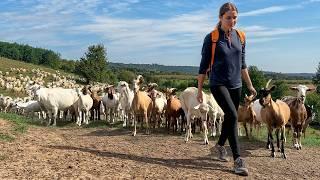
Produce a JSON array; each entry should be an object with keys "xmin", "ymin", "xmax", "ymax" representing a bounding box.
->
[
  {"xmin": 206, "ymin": 28, "xmax": 219, "ymax": 74},
  {"xmin": 235, "ymin": 29, "xmax": 246, "ymax": 45}
]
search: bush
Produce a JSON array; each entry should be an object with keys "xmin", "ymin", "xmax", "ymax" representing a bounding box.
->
[{"xmin": 306, "ymin": 92, "xmax": 320, "ymax": 124}]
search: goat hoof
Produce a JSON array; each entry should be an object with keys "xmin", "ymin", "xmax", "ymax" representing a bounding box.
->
[
  {"xmin": 282, "ymin": 153, "xmax": 287, "ymax": 159},
  {"xmin": 271, "ymin": 152, "xmax": 275, "ymax": 158}
]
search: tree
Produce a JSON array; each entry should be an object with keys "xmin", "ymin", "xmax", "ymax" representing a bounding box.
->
[
  {"xmin": 76, "ymin": 44, "xmax": 108, "ymax": 84},
  {"xmin": 271, "ymin": 80, "xmax": 291, "ymax": 100},
  {"xmin": 306, "ymin": 92, "xmax": 320, "ymax": 124},
  {"xmin": 117, "ymin": 70, "xmax": 136, "ymax": 83},
  {"xmin": 312, "ymin": 61, "xmax": 320, "ymax": 93},
  {"xmin": 40, "ymin": 50, "xmax": 60, "ymax": 69}
]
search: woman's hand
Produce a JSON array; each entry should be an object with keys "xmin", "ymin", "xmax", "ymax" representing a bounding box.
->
[
  {"xmin": 248, "ymin": 85, "xmax": 257, "ymax": 97},
  {"xmin": 197, "ymin": 91, "xmax": 203, "ymax": 103}
]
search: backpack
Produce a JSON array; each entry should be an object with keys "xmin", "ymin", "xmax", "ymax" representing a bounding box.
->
[{"xmin": 206, "ymin": 28, "xmax": 246, "ymax": 74}]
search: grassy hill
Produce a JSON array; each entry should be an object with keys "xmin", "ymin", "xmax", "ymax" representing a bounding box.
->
[
  {"xmin": 0, "ymin": 57, "xmax": 73, "ymax": 77},
  {"xmin": 0, "ymin": 57, "xmax": 77, "ymax": 97}
]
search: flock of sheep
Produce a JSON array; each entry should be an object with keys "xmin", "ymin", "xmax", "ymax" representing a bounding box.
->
[{"xmin": 0, "ymin": 68, "xmax": 316, "ymax": 159}]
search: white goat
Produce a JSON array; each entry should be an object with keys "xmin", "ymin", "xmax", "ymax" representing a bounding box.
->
[
  {"xmin": 117, "ymin": 81, "xmax": 134, "ymax": 127},
  {"xmin": 180, "ymin": 87, "xmax": 213, "ymax": 145},
  {"xmin": 205, "ymin": 93, "xmax": 224, "ymax": 137},
  {"xmin": 75, "ymin": 87, "xmax": 93, "ymax": 126},
  {"xmin": 30, "ymin": 86, "xmax": 79, "ymax": 126},
  {"xmin": 102, "ymin": 85, "xmax": 120, "ymax": 123}
]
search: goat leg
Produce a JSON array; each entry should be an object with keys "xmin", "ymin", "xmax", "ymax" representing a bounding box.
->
[{"xmin": 281, "ymin": 127, "xmax": 287, "ymax": 159}]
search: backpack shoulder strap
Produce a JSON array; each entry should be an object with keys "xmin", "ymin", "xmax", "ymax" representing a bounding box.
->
[
  {"xmin": 211, "ymin": 28, "xmax": 219, "ymax": 43},
  {"xmin": 235, "ymin": 29, "xmax": 246, "ymax": 45},
  {"xmin": 206, "ymin": 28, "xmax": 219, "ymax": 74}
]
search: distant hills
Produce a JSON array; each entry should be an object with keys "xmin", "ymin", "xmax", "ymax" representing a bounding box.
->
[
  {"xmin": 109, "ymin": 62, "xmax": 198, "ymax": 75},
  {"xmin": 109, "ymin": 62, "xmax": 315, "ymax": 80}
]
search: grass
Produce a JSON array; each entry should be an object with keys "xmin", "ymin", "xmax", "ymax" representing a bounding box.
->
[
  {"xmin": 0, "ymin": 133, "xmax": 15, "ymax": 142},
  {"xmin": 237, "ymin": 125, "xmax": 320, "ymax": 147},
  {"xmin": 0, "ymin": 111, "xmax": 319, "ymax": 147},
  {"xmin": 0, "ymin": 154, "xmax": 8, "ymax": 161},
  {"xmin": 0, "ymin": 112, "xmax": 42, "ymax": 142}
]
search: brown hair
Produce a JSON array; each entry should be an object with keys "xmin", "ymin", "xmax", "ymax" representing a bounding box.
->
[{"xmin": 216, "ymin": 2, "xmax": 238, "ymax": 28}]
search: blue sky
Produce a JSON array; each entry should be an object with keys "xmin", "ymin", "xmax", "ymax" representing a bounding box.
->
[{"xmin": 1, "ymin": 0, "xmax": 319, "ymax": 73}]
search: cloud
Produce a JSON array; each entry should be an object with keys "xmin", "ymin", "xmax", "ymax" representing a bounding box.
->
[
  {"xmin": 240, "ymin": 5, "xmax": 301, "ymax": 16},
  {"xmin": 75, "ymin": 11, "xmax": 214, "ymax": 51},
  {"xmin": 244, "ymin": 26, "xmax": 317, "ymax": 37}
]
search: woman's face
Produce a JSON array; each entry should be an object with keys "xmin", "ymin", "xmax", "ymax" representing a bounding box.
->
[{"xmin": 219, "ymin": 10, "xmax": 238, "ymax": 30}]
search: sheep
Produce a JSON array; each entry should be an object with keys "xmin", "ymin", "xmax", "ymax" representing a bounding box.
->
[
  {"xmin": 0, "ymin": 96, "xmax": 13, "ymax": 113},
  {"xmin": 259, "ymin": 80, "xmax": 291, "ymax": 159},
  {"xmin": 15, "ymin": 100, "xmax": 46, "ymax": 120},
  {"xmin": 237, "ymin": 94, "xmax": 257, "ymax": 138},
  {"xmin": 131, "ymin": 75, "xmax": 153, "ymax": 136}
]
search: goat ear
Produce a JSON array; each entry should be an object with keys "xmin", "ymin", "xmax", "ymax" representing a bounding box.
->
[
  {"xmin": 307, "ymin": 88, "xmax": 314, "ymax": 91},
  {"xmin": 290, "ymin": 87, "xmax": 298, "ymax": 91},
  {"xmin": 172, "ymin": 88, "xmax": 177, "ymax": 94},
  {"xmin": 259, "ymin": 89, "xmax": 264, "ymax": 94},
  {"xmin": 270, "ymin": 85, "xmax": 276, "ymax": 91}
]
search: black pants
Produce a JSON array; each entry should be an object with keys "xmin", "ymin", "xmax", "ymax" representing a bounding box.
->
[{"xmin": 210, "ymin": 86, "xmax": 241, "ymax": 160}]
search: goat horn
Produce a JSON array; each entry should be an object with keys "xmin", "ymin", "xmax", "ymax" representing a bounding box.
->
[{"xmin": 266, "ymin": 79, "xmax": 272, "ymax": 89}]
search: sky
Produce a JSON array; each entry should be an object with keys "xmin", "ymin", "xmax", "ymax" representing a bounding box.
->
[{"xmin": 0, "ymin": 0, "xmax": 319, "ymax": 73}]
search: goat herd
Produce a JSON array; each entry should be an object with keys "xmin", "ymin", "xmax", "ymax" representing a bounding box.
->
[{"xmin": 0, "ymin": 68, "xmax": 317, "ymax": 160}]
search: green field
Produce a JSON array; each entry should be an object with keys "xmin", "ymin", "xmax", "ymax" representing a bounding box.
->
[{"xmin": 1, "ymin": 112, "xmax": 319, "ymax": 147}]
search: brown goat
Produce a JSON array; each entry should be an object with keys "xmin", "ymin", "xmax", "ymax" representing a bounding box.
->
[
  {"xmin": 89, "ymin": 87, "xmax": 102, "ymax": 121},
  {"xmin": 282, "ymin": 97, "xmax": 307, "ymax": 150},
  {"xmin": 238, "ymin": 94, "xmax": 256, "ymax": 138},
  {"xmin": 165, "ymin": 88, "xmax": 185, "ymax": 133},
  {"xmin": 131, "ymin": 75, "xmax": 153, "ymax": 136},
  {"xmin": 259, "ymin": 80, "xmax": 291, "ymax": 159}
]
